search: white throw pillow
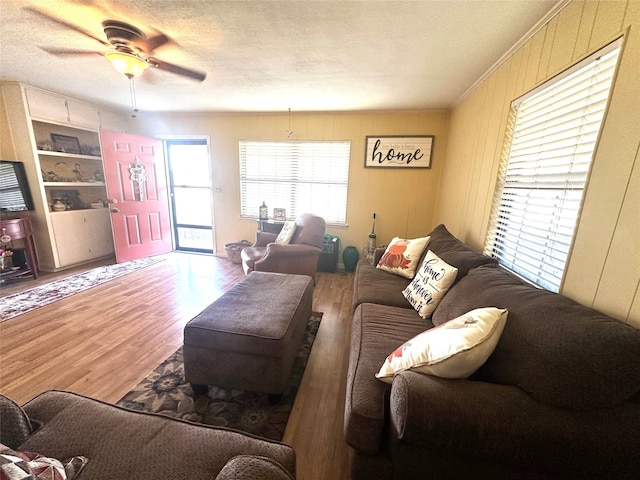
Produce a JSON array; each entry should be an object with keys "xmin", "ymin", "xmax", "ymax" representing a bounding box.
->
[
  {"xmin": 275, "ymin": 221, "xmax": 297, "ymax": 244},
  {"xmin": 376, "ymin": 307, "xmax": 508, "ymax": 383},
  {"xmin": 376, "ymin": 236, "xmax": 430, "ymax": 279},
  {"xmin": 402, "ymin": 250, "xmax": 458, "ymax": 318}
]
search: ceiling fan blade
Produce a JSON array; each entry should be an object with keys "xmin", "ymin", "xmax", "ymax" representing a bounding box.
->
[
  {"xmin": 24, "ymin": 6, "xmax": 110, "ymax": 47},
  {"xmin": 148, "ymin": 57, "xmax": 206, "ymax": 82},
  {"xmin": 39, "ymin": 46, "xmax": 103, "ymax": 56},
  {"xmin": 142, "ymin": 33, "xmax": 170, "ymax": 53}
]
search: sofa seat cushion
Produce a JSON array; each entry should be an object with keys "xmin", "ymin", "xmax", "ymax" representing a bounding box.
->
[
  {"xmin": 351, "ymin": 261, "xmax": 412, "ymax": 311},
  {"xmin": 432, "ymin": 265, "xmax": 640, "ymax": 410},
  {"xmin": 345, "ymin": 303, "xmax": 431, "ymax": 455},
  {"xmin": 20, "ymin": 391, "xmax": 296, "ymax": 480}
]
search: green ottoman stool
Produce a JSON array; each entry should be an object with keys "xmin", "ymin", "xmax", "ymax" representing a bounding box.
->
[{"xmin": 183, "ymin": 272, "xmax": 313, "ymax": 395}]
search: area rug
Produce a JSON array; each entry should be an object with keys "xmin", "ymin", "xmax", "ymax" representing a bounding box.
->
[
  {"xmin": 0, "ymin": 256, "xmax": 164, "ymax": 322},
  {"xmin": 116, "ymin": 312, "xmax": 322, "ymax": 441}
]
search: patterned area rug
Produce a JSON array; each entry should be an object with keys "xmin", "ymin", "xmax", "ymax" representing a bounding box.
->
[
  {"xmin": 117, "ymin": 312, "xmax": 322, "ymax": 441},
  {"xmin": 0, "ymin": 256, "xmax": 164, "ymax": 322}
]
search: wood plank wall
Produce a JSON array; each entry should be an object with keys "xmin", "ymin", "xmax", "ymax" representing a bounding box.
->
[
  {"xmin": 433, "ymin": 0, "xmax": 640, "ymax": 326},
  {"xmin": 130, "ymin": 110, "xmax": 449, "ymax": 259}
]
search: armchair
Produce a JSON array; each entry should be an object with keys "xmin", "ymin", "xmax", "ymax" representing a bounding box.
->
[{"xmin": 241, "ymin": 213, "xmax": 326, "ymax": 281}]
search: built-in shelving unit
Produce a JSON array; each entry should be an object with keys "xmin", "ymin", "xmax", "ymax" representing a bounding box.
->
[
  {"xmin": 1, "ymin": 82, "xmax": 127, "ymax": 271},
  {"xmin": 32, "ymin": 120, "xmax": 108, "ymax": 213}
]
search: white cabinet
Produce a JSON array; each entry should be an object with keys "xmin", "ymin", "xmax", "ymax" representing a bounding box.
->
[
  {"xmin": 67, "ymin": 98, "xmax": 101, "ymax": 128},
  {"xmin": 25, "ymin": 87, "xmax": 69, "ymax": 124},
  {"xmin": 51, "ymin": 209, "xmax": 114, "ymax": 266},
  {"xmin": 24, "ymin": 85, "xmax": 126, "ymax": 131}
]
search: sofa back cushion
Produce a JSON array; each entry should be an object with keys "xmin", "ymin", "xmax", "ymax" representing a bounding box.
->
[
  {"xmin": 432, "ymin": 265, "xmax": 640, "ymax": 410},
  {"xmin": 0, "ymin": 394, "xmax": 33, "ymax": 450},
  {"xmin": 426, "ymin": 224, "xmax": 497, "ymax": 283},
  {"xmin": 291, "ymin": 213, "xmax": 325, "ymax": 248},
  {"xmin": 21, "ymin": 390, "xmax": 296, "ymax": 479}
]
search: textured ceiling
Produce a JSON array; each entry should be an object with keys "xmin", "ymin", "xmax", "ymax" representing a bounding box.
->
[{"xmin": 0, "ymin": 0, "xmax": 561, "ymax": 114}]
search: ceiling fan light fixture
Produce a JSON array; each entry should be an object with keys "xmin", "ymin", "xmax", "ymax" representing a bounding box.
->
[{"xmin": 105, "ymin": 51, "xmax": 149, "ymax": 78}]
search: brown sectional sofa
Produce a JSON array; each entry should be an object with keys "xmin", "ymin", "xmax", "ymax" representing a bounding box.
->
[
  {"xmin": 345, "ymin": 224, "xmax": 640, "ymax": 479},
  {"xmin": 1, "ymin": 390, "xmax": 295, "ymax": 479}
]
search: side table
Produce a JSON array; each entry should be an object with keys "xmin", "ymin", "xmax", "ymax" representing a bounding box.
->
[
  {"xmin": 1, "ymin": 217, "xmax": 39, "ymax": 279},
  {"xmin": 257, "ymin": 220, "xmax": 285, "ymax": 234}
]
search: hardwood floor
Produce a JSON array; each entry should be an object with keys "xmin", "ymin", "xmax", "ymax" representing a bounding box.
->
[{"xmin": 0, "ymin": 252, "xmax": 353, "ymax": 480}]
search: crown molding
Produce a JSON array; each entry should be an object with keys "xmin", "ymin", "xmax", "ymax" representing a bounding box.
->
[{"xmin": 454, "ymin": 0, "xmax": 571, "ymax": 106}]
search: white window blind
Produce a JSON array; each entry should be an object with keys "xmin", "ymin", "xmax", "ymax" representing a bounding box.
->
[
  {"xmin": 239, "ymin": 140, "xmax": 350, "ymax": 224},
  {"xmin": 484, "ymin": 41, "xmax": 621, "ymax": 292}
]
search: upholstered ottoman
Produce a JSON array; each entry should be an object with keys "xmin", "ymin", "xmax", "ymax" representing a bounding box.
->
[{"xmin": 183, "ymin": 272, "xmax": 314, "ymax": 394}]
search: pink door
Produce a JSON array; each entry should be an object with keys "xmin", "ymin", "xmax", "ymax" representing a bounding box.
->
[{"xmin": 100, "ymin": 130, "xmax": 172, "ymax": 263}]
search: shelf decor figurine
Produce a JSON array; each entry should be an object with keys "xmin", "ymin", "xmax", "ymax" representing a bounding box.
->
[
  {"xmin": 0, "ymin": 250, "xmax": 13, "ymax": 271},
  {"xmin": 259, "ymin": 201, "xmax": 268, "ymax": 220},
  {"xmin": 73, "ymin": 163, "xmax": 83, "ymax": 182},
  {"xmin": 52, "ymin": 198, "xmax": 67, "ymax": 211},
  {"xmin": 0, "ymin": 236, "xmax": 13, "ymax": 271}
]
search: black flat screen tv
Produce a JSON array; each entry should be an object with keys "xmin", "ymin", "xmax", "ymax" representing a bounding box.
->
[{"xmin": 0, "ymin": 160, "xmax": 35, "ymax": 212}]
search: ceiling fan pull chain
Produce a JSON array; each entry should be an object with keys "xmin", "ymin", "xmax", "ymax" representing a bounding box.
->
[{"xmin": 129, "ymin": 77, "xmax": 139, "ymax": 118}]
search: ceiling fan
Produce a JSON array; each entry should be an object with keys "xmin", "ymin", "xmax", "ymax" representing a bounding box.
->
[{"xmin": 26, "ymin": 6, "xmax": 207, "ymax": 82}]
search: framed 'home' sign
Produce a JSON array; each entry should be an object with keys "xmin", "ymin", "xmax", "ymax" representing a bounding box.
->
[{"xmin": 365, "ymin": 135, "xmax": 434, "ymax": 168}]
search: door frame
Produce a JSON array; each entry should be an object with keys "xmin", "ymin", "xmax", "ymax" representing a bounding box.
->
[{"xmin": 160, "ymin": 135, "xmax": 216, "ymax": 255}]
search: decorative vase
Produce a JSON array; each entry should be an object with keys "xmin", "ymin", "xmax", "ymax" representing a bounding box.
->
[
  {"xmin": 259, "ymin": 201, "xmax": 268, "ymax": 220},
  {"xmin": 342, "ymin": 246, "xmax": 359, "ymax": 273}
]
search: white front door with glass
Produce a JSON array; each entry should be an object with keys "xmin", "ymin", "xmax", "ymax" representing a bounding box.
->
[{"xmin": 166, "ymin": 139, "xmax": 214, "ymax": 253}]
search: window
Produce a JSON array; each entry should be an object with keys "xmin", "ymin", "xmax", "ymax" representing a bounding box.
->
[
  {"xmin": 239, "ymin": 141, "xmax": 350, "ymax": 224},
  {"xmin": 484, "ymin": 40, "xmax": 621, "ymax": 292}
]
